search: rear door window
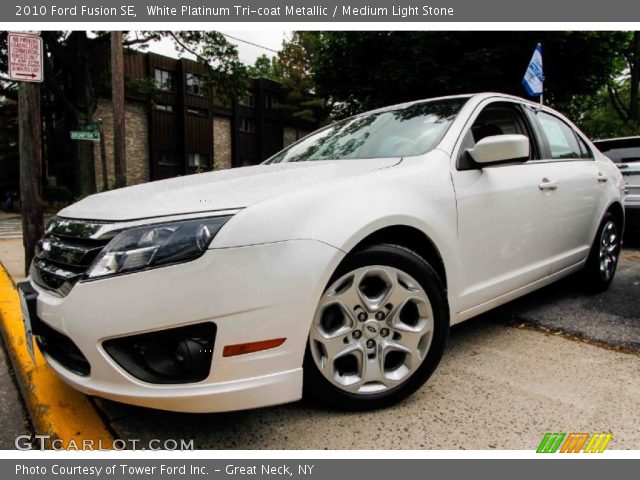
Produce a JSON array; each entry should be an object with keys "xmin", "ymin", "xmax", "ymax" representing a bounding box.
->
[{"xmin": 536, "ymin": 111, "xmax": 582, "ymax": 160}]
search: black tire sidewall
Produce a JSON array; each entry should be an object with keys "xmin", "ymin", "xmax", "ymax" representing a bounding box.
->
[
  {"xmin": 584, "ymin": 211, "xmax": 622, "ymax": 291},
  {"xmin": 303, "ymin": 243, "xmax": 450, "ymax": 411}
]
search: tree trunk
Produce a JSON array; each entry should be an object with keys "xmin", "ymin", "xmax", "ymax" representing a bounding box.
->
[
  {"xmin": 629, "ymin": 31, "xmax": 640, "ymax": 124},
  {"xmin": 111, "ymin": 31, "xmax": 127, "ymax": 188},
  {"xmin": 18, "ymin": 82, "xmax": 44, "ymax": 276}
]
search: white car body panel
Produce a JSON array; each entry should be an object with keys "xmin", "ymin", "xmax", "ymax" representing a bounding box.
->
[
  {"xmin": 59, "ymin": 159, "xmax": 400, "ymax": 221},
  {"xmin": 27, "ymin": 93, "xmax": 625, "ymax": 412},
  {"xmin": 35, "ymin": 240, "xmax": 344, "ymax": 412}
]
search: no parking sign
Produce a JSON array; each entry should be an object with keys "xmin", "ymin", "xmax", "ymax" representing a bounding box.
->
[{"xmin": 7, "ymin": 32, "xmax": 44, "ymax": 83}]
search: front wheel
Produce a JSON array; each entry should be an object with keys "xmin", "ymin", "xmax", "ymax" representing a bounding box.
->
[
  {"xmin": 583, "ymin": 211, "xmax": 622, "ymax": 292},
  {"xmin": 303, "ymin": 243, "xmax": 449, "ymax": 410}
]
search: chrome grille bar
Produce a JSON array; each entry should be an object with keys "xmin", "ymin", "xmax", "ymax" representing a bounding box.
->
[{"xmin": 31, "ymin": 218, "xmax": 114, "ymax": 297}]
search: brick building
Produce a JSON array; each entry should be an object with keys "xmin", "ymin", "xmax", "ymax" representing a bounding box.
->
[{"xmin": 69, "ymin": 49, "xmax": 316, "ymax": 190}]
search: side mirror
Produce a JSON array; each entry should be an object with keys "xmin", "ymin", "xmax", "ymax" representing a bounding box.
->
[{"xmin": 466, "ymin": 134, "xmax": 530, "ymax": 165}]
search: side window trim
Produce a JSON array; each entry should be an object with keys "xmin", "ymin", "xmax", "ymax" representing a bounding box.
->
[
  {"xmin": 574, "ymin": 130, "xmax": 595, "ymax": 160},
  {"xmin": 524, "ymin": 106, "xmax": 551, "ymax": 159}
]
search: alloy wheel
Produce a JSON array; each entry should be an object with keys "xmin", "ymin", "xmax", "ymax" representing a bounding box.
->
[
  {"xmin": 599, "ymin": 220, "xmax": 619, "ymax": 282},
  {"xmin": 309, "ymin": 266, "xmax": 434, "ymax": 395}
]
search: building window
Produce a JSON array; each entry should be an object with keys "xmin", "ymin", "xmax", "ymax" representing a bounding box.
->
[
  {"xmin": 264, "ymin": 92, "xmax": 279, "ymax": 110},
  {"xmin": 187, "ymin": 106, "xmax": 208, "ymax": 117},
  {"xmin": 239, "ymin": 117, "xmax": 256, "ymax": 133},
  {"xmin": 186, "ymin": 73, "xmax": 208, "ymax": 97},
  {"xmin": 154, "ymin": 103, "xmax": 173, "ymax": 112},
  {"xmin": 154, "ymin": 69, "xmax": 174, "ymax": 92},
  {"xmin": 157, "ymin": 152, "xmax": 178, "ymax": 166},
  {"xmin": 238, "ymin": 91, "xmax": 255, "ymax": 107},
  {"xmin": 187, "ymin": 153, "xmax": 210, "ymax": 168}
]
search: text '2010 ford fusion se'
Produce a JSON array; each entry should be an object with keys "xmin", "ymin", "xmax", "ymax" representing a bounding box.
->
[{"xmin": 18, "ymin": 93, "xmax": 625, "ymax": 412}]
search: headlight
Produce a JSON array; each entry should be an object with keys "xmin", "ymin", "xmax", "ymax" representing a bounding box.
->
[{"xmin": 86, "ymin": 216, "xmax": 232, "ymax": 279}]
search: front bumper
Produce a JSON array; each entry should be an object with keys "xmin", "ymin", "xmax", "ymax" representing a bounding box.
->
[{"xmin": 30, "ymin": 239, "xmax": 343, "ymax": 413}]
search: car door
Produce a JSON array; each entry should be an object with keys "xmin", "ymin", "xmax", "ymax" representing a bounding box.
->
[
  {"xmin": 450, "ymin": 100, "xmax": 558, "ymax": 313},
  {"xmin": 532, "ymin": 110, "xmax": 605, "ymax": 272}
]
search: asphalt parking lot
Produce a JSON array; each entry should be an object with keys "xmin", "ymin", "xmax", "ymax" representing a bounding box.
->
[{"xmin": 94, "ymin": 241, "xmax": 640, "ymax": 450}]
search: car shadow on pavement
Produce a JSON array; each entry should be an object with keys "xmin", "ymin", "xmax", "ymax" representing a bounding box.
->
[{"xmin": 482, "ymin": 243, "xmax": 640, "ymax": 352}]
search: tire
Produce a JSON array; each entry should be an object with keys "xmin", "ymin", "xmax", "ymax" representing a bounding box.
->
[
  {"xmin": 583, "ymin": 211, "xmax": 622, "ymax": 292},
  {"xmin": 303, "ymin": 243, "xmax": 449, "ymax": 410}
]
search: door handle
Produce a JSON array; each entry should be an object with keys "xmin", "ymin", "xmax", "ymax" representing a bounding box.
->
[
  {"xmin": 539, "ymin": 178, "xmax": 558, "ymax": 191},
  {"xmin": 597, "ymin": 172, "xmax": 608, "ymax": 183}
]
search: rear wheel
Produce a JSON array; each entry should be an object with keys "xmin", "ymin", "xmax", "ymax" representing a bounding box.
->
[
  {"xmin": 303, "ymin": 243, "xmax": 449, "ymax": 410},
  {"xmin": 583, "ymin": 212, "xmax": 622, "ymax": 292}
]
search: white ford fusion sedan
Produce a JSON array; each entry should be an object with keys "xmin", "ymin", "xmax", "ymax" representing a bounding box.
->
[{"xmin": 19, "ymin": 93, "xmax": 625, "ymax": 412}]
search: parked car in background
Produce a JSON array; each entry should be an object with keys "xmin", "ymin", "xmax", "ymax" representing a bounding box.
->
[
  {"xmin": 18, "ymin": 93, "xmax": 625, "ymax": 413},
  {"xmin": 594, "ymin": 136, "xmax": 640, "ymax": 230}
]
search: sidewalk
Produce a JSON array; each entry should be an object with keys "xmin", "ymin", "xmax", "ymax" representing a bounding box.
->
[
  {"xmin": 0, "ymin": 212, "xmax": 21, "ymax": 221},
  {"xmin": 0, "ymin": 239, "xmax": 26, "ymax": 283}
]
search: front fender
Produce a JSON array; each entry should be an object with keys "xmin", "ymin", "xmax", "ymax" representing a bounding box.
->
[{"xmin": 211, "ymin": 152, "xmax": 463, "ymax": 310}]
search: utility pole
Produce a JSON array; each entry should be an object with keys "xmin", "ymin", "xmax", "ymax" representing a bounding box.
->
[
  {"xmin": 18, "ymin": 82, "xmax": 44, "ymax": 275},
  {"xmin": 111, "ymin": 31, "xmax": 127, "ymax": 188}
]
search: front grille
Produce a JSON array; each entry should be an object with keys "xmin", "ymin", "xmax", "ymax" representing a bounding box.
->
[{"xmin": 31, "ymin": 218, "xmax": 116, "ymax": 296}]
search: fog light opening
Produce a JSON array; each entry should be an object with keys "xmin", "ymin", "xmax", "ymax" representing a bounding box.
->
[{"xmin": 103, "ymin": 322, "xmax": 216, "ymax": 384}]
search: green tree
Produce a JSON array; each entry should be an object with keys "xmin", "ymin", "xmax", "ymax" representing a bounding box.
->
[
  {"xmin": 580, "ymin": 82, "xmax": 639, "ymax": 139},
  {"xmin": 605, "ymin": 31, "xmax": 640, "ymax": 132},
  {"xmin": 276, "ymin": 32, "xmax": 330, "ymax": 125},
  {"xmin": 0, "ymin": 31, "xmax": 247, "ymax": 196},
  {"xmin": 247, "ymin": 54, "xmax": 283, "ymax": 80},
  {"xmin": 311, "ymin": 32, "xmax": 629, "ymax": 120}
]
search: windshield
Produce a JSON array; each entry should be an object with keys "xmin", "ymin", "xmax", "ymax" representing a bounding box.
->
[{"xmin": 266, "ymin": 97, "xmax": 468, "ymax": 163}]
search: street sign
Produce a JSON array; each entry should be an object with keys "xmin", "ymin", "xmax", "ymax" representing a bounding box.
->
[
  {"xmin": 70, "ymin": 131, "xmax": 101, "ymax": 141},
  {"xmin": 7, "ymin": 33, "xmax": 44, "ymax": 83}
]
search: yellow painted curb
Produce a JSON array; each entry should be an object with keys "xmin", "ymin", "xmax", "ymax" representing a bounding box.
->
[{"xmin": 0, "ymin": 263, "xmax": 114, "ymax": 448}]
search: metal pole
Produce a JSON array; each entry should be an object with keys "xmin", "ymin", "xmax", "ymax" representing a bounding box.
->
[
  {"xmin": 111, "ymin": 31, "xmax": 127, "ymax": 188},
  {"xmin": 18, "ymin": 81, "xmax": 44, "ymax": 275},
  {"xmin": 99, "ymin": 118, "xmax": 108, "ymax": 191}
]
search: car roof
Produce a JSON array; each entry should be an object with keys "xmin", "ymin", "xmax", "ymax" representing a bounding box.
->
[
  {"xmin": 593, "ymin": 136, "xmax": 640, "ymax": 150},
  {"xmin": 361, "ymin": 92, "xmax": 550, "ymax": 116},
  {"xmin": 593, "ymin": 136, "xmax": 640, "ymax": 144}
]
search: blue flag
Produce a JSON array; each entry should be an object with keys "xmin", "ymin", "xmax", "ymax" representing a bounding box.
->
[{"xmin": 523, "ymin": 43, "xmax": 543, "ymax": 97}]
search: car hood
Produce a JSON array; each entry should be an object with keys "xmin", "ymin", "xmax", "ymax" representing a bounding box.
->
[{"xmin": 58, "ymin": 158, "xmax": 402, "ymax": 221}]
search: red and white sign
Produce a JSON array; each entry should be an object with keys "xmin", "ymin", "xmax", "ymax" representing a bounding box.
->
[{"xmin": 8, "ymin": 33, "xmax": 44, "ymax": 83}]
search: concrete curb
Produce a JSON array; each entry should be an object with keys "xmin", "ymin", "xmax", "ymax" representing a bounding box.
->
[{"xmin": 0, "ymin": 263, "xmax": 114, "ymax": 448}]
